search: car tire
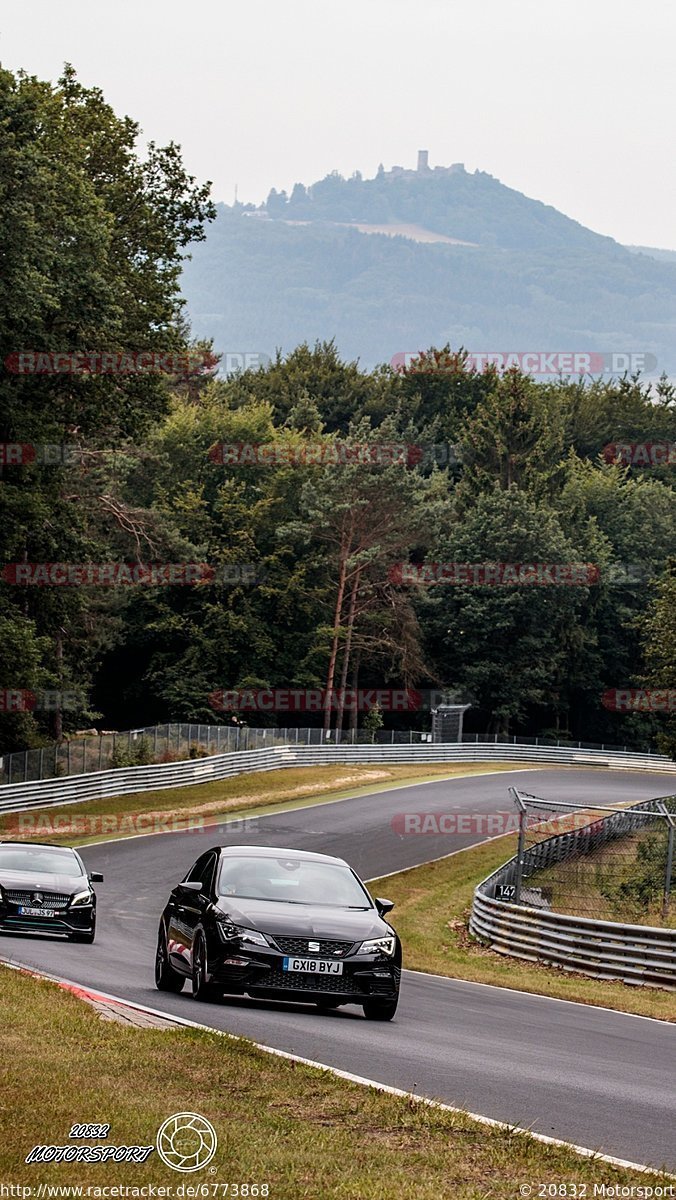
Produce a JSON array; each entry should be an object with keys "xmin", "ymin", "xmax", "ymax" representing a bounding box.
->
[
  {"xmin": 362, "ymin": 997, "xmax": 398, "ymax": 1021},
  {"xmin": 155, "ymin": 925, "xmax": 185, "ymax": 993},
  {"xmin": 71, "ymin": 929, "xmax": 96, "ymax": 944},
  {"xmin": 191, "ymin": 933, "xmax": 218, "ymax": 1001},
  {"xmin": 71, "ymin": 914, "xmax": 96, "ymax": 944}
]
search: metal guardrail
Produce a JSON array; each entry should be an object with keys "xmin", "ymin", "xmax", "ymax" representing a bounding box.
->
[
  {"xmin": 0, "ymin": 741, "xmax": 674, "ymax": 815},
  {"xmin": 0, "ymin": 746, "xmax": 295, "ymax": 813},
  {"xmin": 1, "ymin": 722, "xmax": 668, "ymax": 785},
  {"xmin": 469, "ymin": 797, "xmax": 676, "ymax": 989}
]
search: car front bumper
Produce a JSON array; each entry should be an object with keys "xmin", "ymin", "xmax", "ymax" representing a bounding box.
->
[
  {"xmin": 0, "ymin": 904, "xmax": 95, "ymax": 938},
  {"xmin": 208, "ymin": 942, "xmax": 400, "ymax": 1003}
]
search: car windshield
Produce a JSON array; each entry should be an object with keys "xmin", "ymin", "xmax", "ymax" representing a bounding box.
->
[
  {"xmin": 216, "ymin": 856, "xmax": 371, "ymax": 908},
  {"xmin": 0, "ymin": 846, "xmax": 83, "ymax": 877}
]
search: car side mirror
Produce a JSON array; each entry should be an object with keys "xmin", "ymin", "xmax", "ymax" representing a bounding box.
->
[
  {"xmin": 89, "ymin": 872, "xmax": 104, "ymax": 883},
  {"xmin": 177, "ymin": 881, "xmax": 203, "ymax": 896},
  {"xmin": 375, "ymin": 897, "xmax": 394, "ymax": 916}
]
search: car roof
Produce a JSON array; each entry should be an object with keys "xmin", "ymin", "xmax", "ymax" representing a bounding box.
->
[
  {"xmin": 213, "ymin": 845, "xmax": 350, "ymax": 868},
  {"xmin": 0, "ymin": 841, "xmax": 79, "ymax": 853}
]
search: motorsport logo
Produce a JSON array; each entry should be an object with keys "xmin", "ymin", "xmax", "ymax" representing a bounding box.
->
[
  {"xmin": 25, "ymin": 1121, "xmax": 153, "ymax": 1165},
  {"xmin": 24, "ymin": 1113, "xmax": 218, "ymax": 1172},
  {"xmin": 391, "ymin": 350, "xmax": 658, "ymax": 376},
  {"xmin": 156, "ymin": 1113, "xmax": 218, "ymax": 1173}
]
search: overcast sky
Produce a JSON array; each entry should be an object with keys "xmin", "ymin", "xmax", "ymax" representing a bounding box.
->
[{"xmin": 2, "ymin": 0, "xmax": 674, "ymax": 248}]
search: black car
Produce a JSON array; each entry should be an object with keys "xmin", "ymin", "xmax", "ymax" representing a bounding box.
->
[
  {"xmin": 155, "ymin": 845, "xmax": 402, "ymax": 1020},
  {"xmin": 0, "ymin": 842, "xmax": 102, "ymax": 943}
]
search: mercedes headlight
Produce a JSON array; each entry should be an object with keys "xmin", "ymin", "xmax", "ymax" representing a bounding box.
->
[
  {"xmin": 70, "ymin": 889, "xmax": 94, "ymax": 907},
  {"xmin": 359, "ymin": 935, "xmax": 396, "ymax": 956},
  {"xmin": 216, "ymin": 921, "xmax": 268, "ymax": 947}
]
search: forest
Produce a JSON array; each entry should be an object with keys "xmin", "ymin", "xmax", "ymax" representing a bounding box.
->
[{"xmin": 1, "ymin": 66, "xmax": 675, "ymax": 757}]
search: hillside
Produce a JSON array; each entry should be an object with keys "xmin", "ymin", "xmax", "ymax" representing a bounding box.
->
[{"xmin": 181, "ymin": 160, "xmax": 676, "ymax": 373}]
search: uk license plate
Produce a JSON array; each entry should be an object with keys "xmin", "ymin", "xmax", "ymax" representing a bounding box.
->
[
  {"xmin": 282, "ymin": 956, "xmax": 343, "ymax": 975},
  {"xmin": 18, "ymin": 906, "xmax": 56, "ymax": 917}
]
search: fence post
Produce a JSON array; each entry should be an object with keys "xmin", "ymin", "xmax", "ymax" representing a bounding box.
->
[
  {"xmin": 665, "ymin": 825, "xmax": 675, "ymax": 920},
  {"xmin": 66, "ymin": 741, "xmax": 71, "ymax": 776},
  {"xmin": 510, "ymin": 787, "xmax": 527, "ymax": 905},
  {"xmin": 658, "ymin": 803, "xmax": 675, "ymax": 920},
  {"xmin": 39, "ymin": 746, "xmax": 44, "ymax": 780}
]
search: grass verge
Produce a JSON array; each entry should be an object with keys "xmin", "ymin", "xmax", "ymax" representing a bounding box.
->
[
  {"xmin": 0, "ymin": 761, "xmax": 536, "ymax": 847},
  {"xmin": 371, "ymin": 835, "xmax": 676, "ymax": 1022},
  {"xmin": 0, "ymin": 966, "xmax": 672, "ymax": 1196}
]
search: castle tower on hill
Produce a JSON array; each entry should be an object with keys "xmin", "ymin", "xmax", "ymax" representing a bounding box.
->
[{"xmin": 386, "ymin": 153, "xmax": 466, "ymax": 180}]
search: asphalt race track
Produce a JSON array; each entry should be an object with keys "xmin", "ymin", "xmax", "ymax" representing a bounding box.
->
[{"xmin": 3, "ymin": 768, "xmax": 676, "ymax": 1169}]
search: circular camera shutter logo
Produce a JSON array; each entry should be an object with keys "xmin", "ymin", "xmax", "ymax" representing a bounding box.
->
[{"xmin": 156, "ymin": 1112, "xmax": 217, "ymax": 1172}]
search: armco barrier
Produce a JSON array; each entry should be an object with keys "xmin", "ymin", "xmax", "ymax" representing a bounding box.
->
[
  {"xmin": 0, "ymin": 741, "xmax": 674, "ymax": 815},
  {"xmin": 469, "ymin": 797, "xmax": 676, "ymax": 989}
]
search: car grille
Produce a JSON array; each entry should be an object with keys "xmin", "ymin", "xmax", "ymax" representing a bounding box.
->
[
  {"xmin": 254, "ymin": 968, "xmax": 366, "ymax": 995},
  {"xmin": 271, "ymin": 937, "xmax": 355, "ymax": 957},
  {"xmin": 4, "ymin": 890, "xmax": 71, "ymax": 908}
]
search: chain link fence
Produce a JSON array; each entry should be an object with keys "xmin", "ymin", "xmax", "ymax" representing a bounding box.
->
[
  {"xmin": 0, "ymin": 724, "xmax": 441, "ymax": 785},
  {"xmin": 0, "ymin": 723, "xmax": 661, "ymax": 786},
  {"xmin": 507, "ymin": 789, "xmax": 676, "ymax": 927}
]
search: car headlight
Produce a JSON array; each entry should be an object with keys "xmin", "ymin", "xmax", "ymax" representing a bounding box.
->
[
  {"xmin": 358, "ymin": 935, "xmax": 396, "ymax": 956},
  {"xmin": 216, "ymin": 921, "xmax": 268, "ymax": 947},
  {"xmin": 70, "ymin": 889, "xmax": 94, "ymax": 907}
]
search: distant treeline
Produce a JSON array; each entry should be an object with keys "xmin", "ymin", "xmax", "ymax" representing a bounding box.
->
[{"xmin": 1, "ymin": 66, "xmax": 675, "ymax": 755}]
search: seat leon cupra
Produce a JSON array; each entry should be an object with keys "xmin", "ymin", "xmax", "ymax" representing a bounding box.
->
[
  {"xmin": 155, "ymin": 845, "xmax": 402, "ymax": 1020},
  {"xmin": 0, "ymin": 841, "xmax": 102, "ymax": 942}
]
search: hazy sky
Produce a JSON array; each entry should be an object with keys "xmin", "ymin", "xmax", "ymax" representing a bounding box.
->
[{"xmin": 2, "ymin": 0, "xmax": 675, "ymax": 248}]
